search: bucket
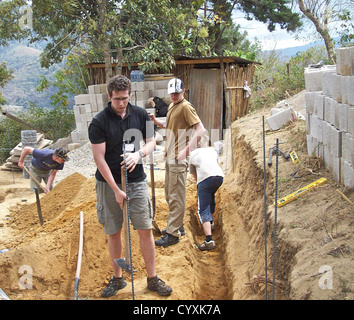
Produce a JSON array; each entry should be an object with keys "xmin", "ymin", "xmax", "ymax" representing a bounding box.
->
[{"xmin": 130, "ymin": 70, "xmax": 144, "ymax": 82}]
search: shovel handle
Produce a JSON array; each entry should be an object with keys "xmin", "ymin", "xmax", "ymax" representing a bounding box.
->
[{"xmin": 22, "ymin": 166, "xmax": 46, "ymax": 192}]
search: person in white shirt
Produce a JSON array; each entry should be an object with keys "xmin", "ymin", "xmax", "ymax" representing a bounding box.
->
[{"xmin": 189, "ymin": 137, "xmax": 224, "ymax": 250}]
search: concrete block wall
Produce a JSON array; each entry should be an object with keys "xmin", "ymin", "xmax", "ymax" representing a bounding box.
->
[
  {"xmin": 305, "ymin": 46, "xmax": 354, "ymax": 189},
  {"xmin": 71, "ymin": 79, "xmax": 171, "ymax": 145}
]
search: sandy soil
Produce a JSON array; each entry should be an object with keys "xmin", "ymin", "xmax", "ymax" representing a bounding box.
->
[{"xmin": 0, "ymin": 90, "xmax": 353, "ymax": 300}]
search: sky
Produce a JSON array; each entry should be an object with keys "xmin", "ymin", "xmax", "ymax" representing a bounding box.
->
[{"xmin": 234, "ymin": 16, "xmax": 312, "ymax": 51}]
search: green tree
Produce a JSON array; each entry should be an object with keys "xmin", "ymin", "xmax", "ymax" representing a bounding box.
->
[
  {"xmin": 250, "ymin": 46, "xmax": 329, "ymax": 111},
  {"xmin": 0, "ymin": 62, "xmax": 14, "ymax": 105},
  {"xmin": 31, "ymin": 0, "xmax": 204, "ymax": 79},
  {"xmin": 189, "ymin": 0, "xmax": 301, "ymax": 57},
  {"xmin": 296, "ymin": 0, "xmax": 354, "ymax": 63}
]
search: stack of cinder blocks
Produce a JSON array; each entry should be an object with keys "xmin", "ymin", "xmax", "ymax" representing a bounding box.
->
[
  {"xmin": 71, "ymin": 84, "xmax": 108, "ymax": 145},
  {"xmin": 71, "ymin": 79, "xmax": 171, "ymax": 146},
  {"xmin": 305, "ymin": 46, "xmax": 354, "ymax": 189}
]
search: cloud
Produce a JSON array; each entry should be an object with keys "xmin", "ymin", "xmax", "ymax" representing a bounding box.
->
[{"xmin": 234, "ymin": 17, "xmax": 311, "ymax": 50}]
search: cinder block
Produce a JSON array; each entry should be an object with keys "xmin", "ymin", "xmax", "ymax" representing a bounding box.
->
[
  {"xmin": 99, "ymin": 84, "xmax": 107, "ymax": 94},
  {"xmin": 342, "ymin": 76, "xmax": 350, "ymax": 104},
  {"xmin": 73, "ymin": 105, "xmax": 80, "ymax": 118},
  {"xmin": 90, "ymin": 94, "xmax": 98, "ymax": 111},
  {"xmin": 86, "ymin": 112, "xmax": 93, "ymax": 122},
  {"xmin": 322, "ymin": 121, "xmax": 332, "ymax": 152},
  {"xmin": 324, "ymin": 97, "xmax": 336, "ymax": 126},
  {"xmin": 134, "ymin": 82, "xmax": 145, "ymax": 91},
  {"xmin": 135, "ymin": 91, "xmax": 150, "ymax": 101},
  {"xmin": 330, "ymin": 126, "xmax": 342, "ymax": 158},
  {"xmin": 84, "ymin": 104, "xmax": 91, "ymax": 113},
  {"xmin": 333, "ymin": 100, "xmax": 340, "ymax": 130},
  {"xmin": 338, "ymin": 103, "xmax": 349, "ymax": 132},
  {"xmin": 154, "ymin": 79, "xmax": 170, "ymax": 90},
  {"xmin": 88, "ymin": 85, "xmax": 101, "ymax": 94},
  {"xmin": 151, "ymin": 89, "xmax": 168, "ymax": 99},
  {"xmin": 348, "ymin": 107, "xmax": 354, "ymax": 135},
  {"xmin": 97, "ymin": 101, "xmax": 106, "ymax": 112},
  {"xmin": 306, "ymin": 134, "xmax": 321, "ymax": 157},
  {"xmin": 71, "ymin": 130, "xmax": 78, "ymax": 142},
  {"xmin": 332, "ymin": 154, "xmax": 341, "ymax": 183},
  {"xmin": 266, "ymin": 107, "xmax": 296, "ymax": 131},
  {"xmin": 96, "ymin": 93, "xmax": 108, "ymax": 104},
  {"xmin": 135, "ymin": 100, "xmax": 146, "ymax": 108},
  {"xmin": 75, "ymin": 94, "xmax": 91, "ymax": 105},
  {"xmin": 336, "ymin": 47, "xmax": 353, "ymax": 76},
  {"xmin": 322, "ymin": 70, "xmax": 336, "ymax": 98},
  {"xmin": 333, "ymin": 74, "xmax": 342, "ymax": 103},
  {"xmin": 323, "ymin": 145, "xmax": 331, "ymax": 171},
  {"xmin": 76, "ymin": 122, "xmax": 87, "ymax": 131},
  {"xmin": 306, "ymin": 113, "xmax": 311, "ymax": 134},
  {"xmin": 79, "ymin": 105, "xmax": 86, "ymax": 114},
  {"xmin": 342, "ymin": 133, "xmax": 354, "ymax": 164},
  {"xmin": 342, "ymin": 160, "xmax": 354, "ymax": 189},
  {"xmin": 145, "ymin": 81, "xmax": 154, "ymax": 91},
  {"xmin": 305, "ymin": 91, "xmax": 319, "ymax": 114},
  {"xmin": 91, "ymin": 101, "xmax": 98, "ymax": 112},
  {"xmin": 314, "ymin": 93, "xmax": 324, "ymax": 119},
  {"xmin": 310, "ymin": 114, "xmax": 323, "ymax": 142},
  {"xmin": 347, "ymin": 76, "xmax": 354, "ymax": 106}
]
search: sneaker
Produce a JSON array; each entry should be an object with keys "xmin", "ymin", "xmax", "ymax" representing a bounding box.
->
[
  {"xmin": 101, "ymin": 276, "xmax": 127, "ymax": 297},
  {"xmin": 196, "ymin": 240, "xmax": 216, "ymax": 251},
  {"xmin": 155, "ymin": 233, "xmax": 179, "ymax": 247},
  {"xmin": 147, "ymin": 276, "xmax": 172, "ymax": 296},
  {"xmin": 162, "ymin": 225, "xmax": 185, "ymax": 236}
]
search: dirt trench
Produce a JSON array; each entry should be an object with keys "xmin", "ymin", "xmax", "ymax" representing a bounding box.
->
[{"xmin": 0, "ymin": 130, "xmax": 296, "ymax": 300}]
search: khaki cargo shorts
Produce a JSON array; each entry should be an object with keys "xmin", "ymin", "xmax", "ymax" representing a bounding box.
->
[{"xmin": 95, "ymin": 179, "xmax": 153, "ymax": 235}]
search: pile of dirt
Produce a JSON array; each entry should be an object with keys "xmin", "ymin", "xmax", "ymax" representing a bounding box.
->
[{"xmin": 0, "ymin": 90, "xmax": 353, "ymax": 300}]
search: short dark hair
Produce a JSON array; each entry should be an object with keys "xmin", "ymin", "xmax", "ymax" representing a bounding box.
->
[{"xmin": 107, "ymin": 75, "xmax": 131, "ymax": 96}]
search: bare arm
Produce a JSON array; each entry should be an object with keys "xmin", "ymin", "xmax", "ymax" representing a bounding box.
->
[
  {"xmin": 120, "ymin": 136, "xmax": 156, "ymax": 173},
  {"xmin": 18, "ymin": 146, "xmax": 34, "ymax": 168},
  {"xmin": 149, "ymin": 114, "xmax": 166, "ymax": 129},
  {"xmin": 177, "ymin": 122, "xmax": 206, "ymax": 161},
  {"xmin": 45, "ymin": 169, "xmax": 57, "ymax": 193},
  {"xmin": 92, "ymin": 142, "xmax": 126, "ymax": 209}
]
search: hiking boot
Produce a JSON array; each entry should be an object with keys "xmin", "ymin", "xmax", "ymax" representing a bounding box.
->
[
  {"xmin": 101, "ymin": 276, "xmax": 127, "ymax": 297},
  {"xmin": 155, "ymin": 233, "xmax": 179, "ymax": 247},
  {"xmin": 162, "ymin": 225, "xmax": 185, "ymax": 236},
  {"xmin": 147, "ymin": 276, "xmax": 172, "ymax": 296},
  {"xmin": 196, "ymin": 240, "xmax": 216, "ymax": 251}
]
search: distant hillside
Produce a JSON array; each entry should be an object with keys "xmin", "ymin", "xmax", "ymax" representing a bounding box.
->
[
  {"xmin": 266, "ymin": 38, "xmax": 344, "ymax": 62},
  {"xmin": 0, "ymin": 41, "xmax": 74, "ymax": 109}
]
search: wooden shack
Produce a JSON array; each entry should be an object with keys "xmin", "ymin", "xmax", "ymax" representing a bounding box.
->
[{"xmin": 85, "ymin": 55, "xmax": 259, "ymax": 138}]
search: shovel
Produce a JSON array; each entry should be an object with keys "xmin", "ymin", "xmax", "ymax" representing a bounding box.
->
[
  {"xmin": 149, "ymin": 152, "xmax": 162, "ymax": 235},
  {"xmin": 22, "ymin": 166, "xmax": 47, "ymax": 193}
]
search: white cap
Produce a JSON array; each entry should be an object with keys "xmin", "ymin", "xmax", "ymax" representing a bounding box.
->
[{"xmin": 167, "ymin": 78, "xmax": 184, "ymax": 94}]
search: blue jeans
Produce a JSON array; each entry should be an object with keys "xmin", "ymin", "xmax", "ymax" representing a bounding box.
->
[{"xmin": 197, "ymin": 176, "xmax": 223, "ymax": 224}]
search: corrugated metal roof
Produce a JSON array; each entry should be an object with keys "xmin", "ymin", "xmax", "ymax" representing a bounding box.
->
[
  {"xmin": 174, "ymin": 54, "xmax": 261, "ymax": 65},
  {"xmin": 85, "ymin": 55, "xmax": 260, "ymax": 67}
]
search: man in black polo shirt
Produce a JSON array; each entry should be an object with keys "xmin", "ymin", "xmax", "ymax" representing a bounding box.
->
[{"xmin": 88, "ymin": 75, "xmax": 172, "ymax": 298}]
